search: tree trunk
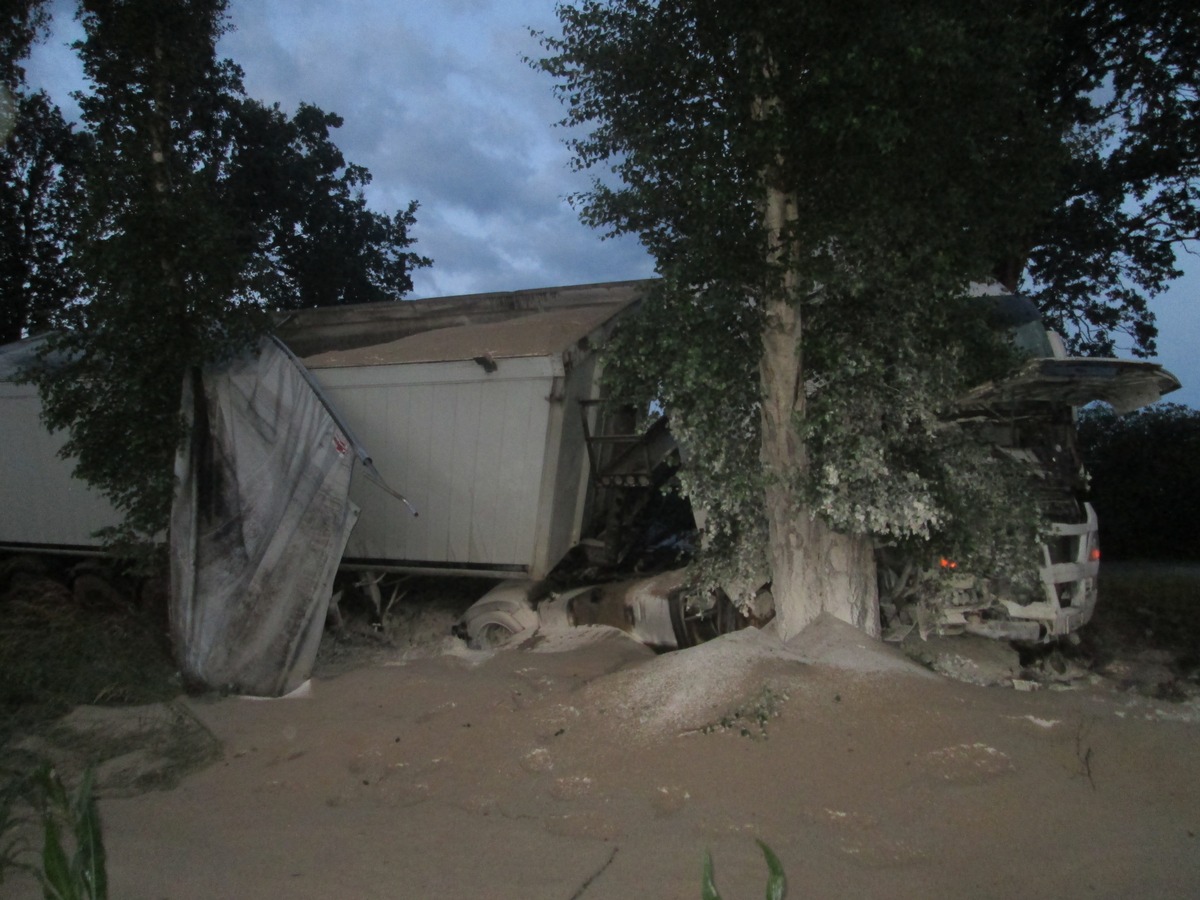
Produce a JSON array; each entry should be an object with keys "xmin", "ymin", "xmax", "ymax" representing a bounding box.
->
[{"xmin": 759, "ymin": 184, "xmax": 879, "ymax": 640}]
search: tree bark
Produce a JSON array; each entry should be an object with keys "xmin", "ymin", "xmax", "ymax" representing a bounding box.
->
[{"xmin": 758, "ymin": 184, "xmax": 879, "ymax": 640}]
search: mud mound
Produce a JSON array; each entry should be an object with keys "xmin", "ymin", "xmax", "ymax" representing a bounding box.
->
[
  {"xmin": 781, "ymin": 613, "xmax": 935, "ymax": 675},
  {"xmin": 12, "ymin": 702, "xmax": 221, "ymax": 798},
  {"xmin": 0, "ymin": 565, "xmax": 177, "ymax": 742},
  {"xmin": 578, "ymin": 615, "xmax": 929, "ymax": 740}
]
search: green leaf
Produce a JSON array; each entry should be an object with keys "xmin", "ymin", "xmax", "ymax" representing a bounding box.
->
[
  {"xmin": 71, "ymin": 770, "xmax": 106, "ymax": 900},
  {"xmin": 36, "ymin": 766, "xmax": 69, "ymax": 815},
  {"xmin": 756, "ymin": 840, "xmax": 787, "ymax": 900},
  {"xmin": 701, "ymin": 850, "xmax": 722, "ymax": 900},
  {"xmin": 40, "ymin": 816, "xmax": 76, "ymax": 900}
]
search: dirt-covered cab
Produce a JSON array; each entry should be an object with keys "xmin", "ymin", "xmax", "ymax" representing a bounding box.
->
[{"xmin": 880, "ymin": 292, "xmax": 1180, "ymax": 643}]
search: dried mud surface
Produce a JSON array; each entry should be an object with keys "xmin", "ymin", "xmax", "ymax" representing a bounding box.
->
[{"xmin": 7, "ymin": 611, "xmax": 1200, "ymax": 899}]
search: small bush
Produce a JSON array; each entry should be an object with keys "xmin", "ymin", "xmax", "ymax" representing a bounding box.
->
[
  {"xmin": 1078, "ymin": 403, "xmax": 1200, "ymax": 561},
  {"xmin": 0, "ymin": 560, "xmax": 178, "ymax": 745}
]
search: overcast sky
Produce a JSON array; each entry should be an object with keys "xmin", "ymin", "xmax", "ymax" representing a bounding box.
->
[{"xmin": 23, "ymin": 0, "xmax": 1198, "ymax": 407}]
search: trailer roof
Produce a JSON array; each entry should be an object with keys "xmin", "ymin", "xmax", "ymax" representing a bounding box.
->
[
  {"xmin": 0, "ymin": 333, "xmax": 73, "ymax": 382},
  {"xmin": 279, "ymin": 280, "xmax": 649, "ymax": 368},
  {"xmin": 0, "ymin": 335, "xmax": 43, "ymax": 381}
]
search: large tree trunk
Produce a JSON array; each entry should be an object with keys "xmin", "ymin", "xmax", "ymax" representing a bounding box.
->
[{"xmin": 759, "ymin": 185, "xmax": 879, "ymax": 640}]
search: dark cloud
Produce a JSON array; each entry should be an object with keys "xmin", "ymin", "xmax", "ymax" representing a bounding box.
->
[
  {"xmin": 218, "ymin": 0, "xmax": 649, "ymax": 300},
  {"xmin": 16, "ymin": 1, "xmax": 1198, "ymax": 405}
]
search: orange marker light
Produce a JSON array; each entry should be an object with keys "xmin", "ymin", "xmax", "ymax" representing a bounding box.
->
[
  {"xmin": 939, "ymin": 557, "xmax": 958, "ymax": 570},
  {"xmin": 1089, "ymin": 548, "xmax": 1101, "ymax": 562}
]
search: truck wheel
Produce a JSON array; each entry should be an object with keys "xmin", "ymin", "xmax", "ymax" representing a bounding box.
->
[
  {"xmin": 470, "ymin": 615, "xmax": 527, "ymax": 649},
  {"xmin": 669, "ymin": 587, "xmax": 741, "ymax": 648},
  {"xmin": 458, "ymin": 581, "xmax": 542, "ymax": 649}
]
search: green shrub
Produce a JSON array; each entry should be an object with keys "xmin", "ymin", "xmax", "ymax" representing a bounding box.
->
[
  {"xmin": 1078, "ymin": 403, "xmax": 1200, "ymax": 560},
  {"xmin": 0, "ymin": 561, "xmax": 177, "ymax": 744}
]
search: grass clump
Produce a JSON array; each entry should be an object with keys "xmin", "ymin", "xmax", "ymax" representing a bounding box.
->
[
  {"xmin": 0, "ymin": 557, "xmax": 179, "ymax": 747},
  {"xmin": 702, "ymin": 685, "xmax": 788, "ymax": 740},
  {"xmin": 1086, "ymin": 563, "xmax": 1200, "ymax": 676}
]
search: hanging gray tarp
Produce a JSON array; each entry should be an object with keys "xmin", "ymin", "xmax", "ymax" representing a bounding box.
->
[{"xmin": 170, "ymin": 339, "xmax": 359, "ymax": 697}]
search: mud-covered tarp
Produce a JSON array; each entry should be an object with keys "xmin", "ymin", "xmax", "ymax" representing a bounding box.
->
[{"xmin": 170, "ymin": 339, "xmax": 359, "ymax": 697}]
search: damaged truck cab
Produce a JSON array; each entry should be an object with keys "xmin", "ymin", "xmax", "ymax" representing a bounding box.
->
[
  {"xmin": 878, "ymin": 291, "xmax": 1180, "ymax": 643},
  {"xmin": 464, "ymin": 287, "xmax": 1182, "ymax": 652}
]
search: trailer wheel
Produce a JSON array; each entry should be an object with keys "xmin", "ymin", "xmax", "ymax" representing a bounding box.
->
[
  {"xmin": 471, "ymin": 617, "xmax": 526, "ymax": 649},
  {"xmin": 669, "ymin": 587, "xmax": 741, "ymax": 649},
  {"xmin": 458, "ymin": 582, "xmax": 541, "ymax": 649}
]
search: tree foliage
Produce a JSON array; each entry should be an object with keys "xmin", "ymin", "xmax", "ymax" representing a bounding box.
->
[
  {"xmin": 0, "ymin": 90, "xmax": 85, "ymax": 343},
  {"xmin": 544, "ymin": 0, "xmax": 1060, "ymax": 291},
  {"xmin": 1, "ymin": 0, "xmax": 51, "ymax": 87},
  {"xmin": 18, "ymin": 0, "xmax": 429, "ymax": 543},
  {"xmin": 1023, "ymin": 1, "xmax": 1200, "ymax": 356},
  {"xmin": 1, "ymin": 0, "xmax": 83, "ymax": 344},
  {"xmin": 1078, "ymin": 403, "xmax": 1200, "ymax": 560},
  {"xmin": 229, "ymin": 101, "xmax": 426, "ymax": 310},
  {"xmin": 544, "ymin": 0, "xmax": 1200, "ymax": 358},
  {"xmin": 537, "ymin": 0, "xmax": 1061, "ymax": 611}
]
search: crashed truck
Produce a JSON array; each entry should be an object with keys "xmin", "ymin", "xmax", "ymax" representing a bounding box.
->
[
  {"xmin": 0, "ymin": 279, "xmax": 1180, "ymax": 694},
  {"xmin": 450, "ymin": 284, "xmax": 1182, "ymax": 649},
  {"xmin": 878, "ymin": 288, "xmax": 1180, "ymax": 642},
  {"xmin": 0, "ymin": 281, "xmax": 677, "ymax": 694}
]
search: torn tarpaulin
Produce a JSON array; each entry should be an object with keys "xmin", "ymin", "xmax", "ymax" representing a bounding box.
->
[{"xmin": 170, "ymin": 339, "xmax": 359, "ymax": 697}]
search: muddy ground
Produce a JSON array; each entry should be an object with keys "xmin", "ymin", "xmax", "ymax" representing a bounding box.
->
[{"xmin": 3, "ymin": 564, "xmax": 1199, "ymax": 899}]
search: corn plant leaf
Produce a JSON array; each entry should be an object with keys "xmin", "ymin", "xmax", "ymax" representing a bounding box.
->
[
  {"xmin": 36, "ymin": 766, "xmax": 69, "ymax": 815},
  {"xmin": 757, "ymin": 840, "xmax": 787, "ymax": 900},
  {"xmin": 71, "ymin": 770, "xmax": 106, "ymax": 900},
  {"xmin": 40, "ymin": 815, "xmax": 76, "ymax": 900},
  {"xmin": 701, "ymin": 850, "xmax": 722, "ymax": 900}
]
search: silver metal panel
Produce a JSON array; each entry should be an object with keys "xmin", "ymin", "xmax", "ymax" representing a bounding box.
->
[
  {"xmin": 0, "ymin": 385, "xmax": 121, "ymax": 549},
  {"xmin": 529, "ymin": 355, "xmax": 600, "ymax": 578},
  {"xmin": 312, "ymin": 357, "xmax": 555, "ymax": 571}
]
